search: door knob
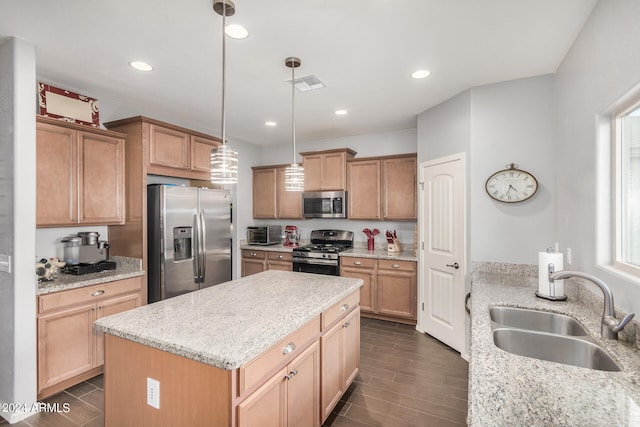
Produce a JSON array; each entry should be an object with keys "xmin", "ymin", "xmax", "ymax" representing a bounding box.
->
[{"xmin": 446, "ymin": 262, "xmax": 459, "ymax": 269}]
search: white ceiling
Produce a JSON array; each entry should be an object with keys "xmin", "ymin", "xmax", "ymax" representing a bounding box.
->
[{"xmin": 1, "ymin": 0, "xmax": 597, "ymax": 146}]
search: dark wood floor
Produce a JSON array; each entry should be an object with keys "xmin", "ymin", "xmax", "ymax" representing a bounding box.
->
[{"xmin": 2, "ymin": 317, "xmax": 468, "ymax": 426}]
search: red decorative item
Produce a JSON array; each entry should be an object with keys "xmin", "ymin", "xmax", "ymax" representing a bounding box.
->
[
  {"xmin": 363, "ymin": 228, "xmax": 380, "ymax": 251},
  {"xmin": 38, "ymin": 83, "xmax": 100, "ymax": 127}
]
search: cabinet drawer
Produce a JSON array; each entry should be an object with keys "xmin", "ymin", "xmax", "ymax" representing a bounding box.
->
[
  {"xmin": 377, "ymin": 259, "xmax": 416, "ymax": 272},
  {"xmin": 242, "ymin": 249, "xmax": 267, "ymax": 259},
  {"xmin": 267, "ymin": 252, "xmax": 292, "ymax": 262},
  {"xmin": 239, "ymin": 315, "xmax": 320, "ymax": 396},
  {"xmin": 38, "ymin": 276, "xmax": 143, "ymax": 314},
  {"xmin": 340, "ymin": 257, "xmax": 376, "ymax": 269},
  {"xmin": 322, "ymin": 291, "xmax": 360, "ymax": 331}
]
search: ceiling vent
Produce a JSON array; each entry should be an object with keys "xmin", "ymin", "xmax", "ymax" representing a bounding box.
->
[{"xmin": 287, "ymin": 74, "xmax": 326, "ymax": 92}]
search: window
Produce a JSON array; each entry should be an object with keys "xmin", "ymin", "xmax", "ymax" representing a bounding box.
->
[{"xmin": 614, "ymin": 102, "xmax": 640, "ymax": 274}]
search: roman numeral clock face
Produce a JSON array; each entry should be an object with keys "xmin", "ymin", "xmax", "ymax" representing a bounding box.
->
[{"xmin": 485, "ymin": 164, "xmax": 538, "ymax": 203}]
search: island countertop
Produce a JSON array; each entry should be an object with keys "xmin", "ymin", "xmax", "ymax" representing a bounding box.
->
[
  {"xmin": 94, "ymin": 270, "xmax": 362, "ymax": 371},
  {"xmin": 469, "ymin": 265, "xmax": 640, "ymax": 426}
]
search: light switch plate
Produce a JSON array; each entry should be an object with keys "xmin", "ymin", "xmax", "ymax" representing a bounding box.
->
[{"xmin": 0, "ymin": 254, "xmax": 11, "ymax": 273}]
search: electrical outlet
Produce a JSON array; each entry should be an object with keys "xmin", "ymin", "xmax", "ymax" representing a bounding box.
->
[
  {"xmin": 0, "ymin": 254, "xmax": 11, "ymax": 273},
  {"xmin": 566, "ymin": 248, "xmax": 572, "ymax": 265},
  {"xmin": 147, "ymin": 377, "xmax": 160, "ymax": 409}
]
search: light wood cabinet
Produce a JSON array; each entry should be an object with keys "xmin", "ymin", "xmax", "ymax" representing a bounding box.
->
[
  {"xmin": 37, "ymin": 276, "xmax": 143, "ymax": 399},
  {"xmin": 341, "ymin": 256, "xmax": 417, "ymax": 324},
  {"xmin": 238, "ymin": 342, "xmax": 319, "ymax": 427},
  {"xmin": 251, "ymin": 165, "xmax": 303, "ymax": 219},
  {"xmin": 320, "ymin": 307, "xmax": 360, "ymax": 423},
  {"xmin": 347, "ymin": 153, "xmax": 417, "ymax": 221},
  {"xmin": 36, "ymin": 116, "xmax": 125, "ymax": 227},
  {"xmin": 267, "ymin": 251, "xmax": 293, "ymax": 272},
  {"xmin": 241, "ymin": 250, "xmax": 267, "ymax": 277},
  {"xmin": 301, "ymin": 148, "xmax": 356, "ymax": 191}
]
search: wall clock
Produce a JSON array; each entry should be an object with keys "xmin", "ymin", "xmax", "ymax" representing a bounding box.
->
[{"xmin": 485, "ymin": 163, "xmax": 538, "ymax": 203}]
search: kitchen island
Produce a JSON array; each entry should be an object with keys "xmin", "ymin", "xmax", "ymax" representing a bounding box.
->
[{"xmin": 94, "ymin": 270, "xmax": 362, "ymax": 426}]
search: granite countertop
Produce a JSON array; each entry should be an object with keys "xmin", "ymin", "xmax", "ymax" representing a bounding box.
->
[
  {"xmin": 469, "ymin": 267, "xmax": 640, "ymax": 426},
  {"xmin": 240, "ymin": 243, "xmax": 295, "ymax": 252},
  {"xmin": 94, "ymin": 270, "xmax": 363, "ymax": 370},
  {"xmin": 37, "ymin": 256, "xmax": 144, "ymax": 295},
  {"xmin": 340, "ymin": 247, "xmax": 417, "ymax": 262}
]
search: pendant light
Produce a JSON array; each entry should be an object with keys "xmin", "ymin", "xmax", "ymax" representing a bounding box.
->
[
  {"xmin": 284, "ymin": 57, "xmax": 304, "ymax": 191},
  {"xmin": 211, "ymin": 0, "xmax": 238, "ymax": 184}
]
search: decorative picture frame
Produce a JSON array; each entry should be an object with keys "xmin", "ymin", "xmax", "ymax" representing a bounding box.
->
[{"xmin": 38, "ymin": 83, "xmax": 100, "ymax": 127}]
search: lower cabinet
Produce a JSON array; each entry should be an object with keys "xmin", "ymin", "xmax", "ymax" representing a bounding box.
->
[
  {"xmin": 321, "ymin": 307, "xmax": 360, "ymax": 422},
  {"xmin": 242, "ymin": 249, "xmax": 293, "ymax": 276},
  {"xmin": 267, "ymin": 251, "xmax": 293, "ymax": 272},
  {"xmin": 37, "ymin": 276, "xmax": 142, "ymax": 399},
  {"xmin": 237, "ymin": 342, "xmax": 319, "ymax": 427},
  {"xmin": 341, "ymin": 257, "xmax": 417, "ymax": 324}
]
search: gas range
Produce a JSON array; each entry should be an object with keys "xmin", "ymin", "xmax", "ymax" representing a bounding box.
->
[{"xmin": 292, "ymin": 230, "xmax": 353, "ymax": 275}]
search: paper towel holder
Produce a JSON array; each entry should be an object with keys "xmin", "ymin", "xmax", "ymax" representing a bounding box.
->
[{"xmin": 535, "ymin": 263, "xmax": 568, "ymax": 301}]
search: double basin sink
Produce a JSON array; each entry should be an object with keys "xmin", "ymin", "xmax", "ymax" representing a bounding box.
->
[{"xmin": 490, "ymin": 306, "xmax": 621, "ymax": 372}]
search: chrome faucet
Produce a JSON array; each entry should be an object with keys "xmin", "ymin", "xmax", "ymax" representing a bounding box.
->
[{"xmin": 549, "ymin": 270, "xmax": 635, "ymax": 340}]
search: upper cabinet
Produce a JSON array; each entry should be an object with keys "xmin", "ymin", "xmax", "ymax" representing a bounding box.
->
[
  {"xmin": 301, "ymin": 148, "xmax": 356, "ymax": 191},
  {"xmin": 347, "ymin": 154, "xmax": 417, "ymax": 221},
  {"xmin": 251, "ymin": 165, "xmax": 303, "ymax": 219},
  {"xmin": 36, "ymin": 116, "xmax": 125, "ymax": 227}
]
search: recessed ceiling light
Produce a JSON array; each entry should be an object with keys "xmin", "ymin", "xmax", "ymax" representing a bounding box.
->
[
  {"xmin": 334, "ymin": 110, "xmax": 348, "ymax": 116},
  {"xmin": 265, "ymin": 121, "xmax": 277, "ymax": 127},
  {"xmin": 411, "ymin": 69, "xmax": 430, "ymax": 79},
  {"xmin": 129, "ymin": 61, "xmax": 153, "ymax": 72},
  {"xmin": 225, "ymin": 24, "xmax": 248, "ymax": 39}
]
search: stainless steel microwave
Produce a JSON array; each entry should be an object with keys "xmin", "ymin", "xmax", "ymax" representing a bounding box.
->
[
  {"xmin": 247, "ymin": 225, "xmax": 282, "ymax": 245},
  {"xmin": 302, "ymin": 191, "xmax": 347, "ymax": 219}
]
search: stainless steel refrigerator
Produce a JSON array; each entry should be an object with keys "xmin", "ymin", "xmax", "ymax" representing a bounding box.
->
[{"xmin": 147, "ymin": 184, "xmax": 231, "ymax": 303}]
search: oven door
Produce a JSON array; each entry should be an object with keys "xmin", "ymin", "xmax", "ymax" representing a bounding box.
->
[{"xmin": 293, "ymin": 258, "xmax": 339, "ymax": 276}]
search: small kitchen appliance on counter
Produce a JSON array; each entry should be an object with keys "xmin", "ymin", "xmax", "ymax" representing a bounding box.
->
[
  {"xmin": 292, "ymin": 230, "xmax": 353, "ymax": 275},
  {"xmin": 61, "ymin": 231, "xmax": 115, "ymax": 275},
  {"xmin": 247, "ymin": 225, "xmax": 282, "ymax": 246},
  {"xmin": 284, "ymin": 225, "xmax": 300, "ymax": 247}
]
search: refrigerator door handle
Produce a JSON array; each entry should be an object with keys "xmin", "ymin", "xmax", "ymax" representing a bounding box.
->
[
  {"xmin": 199, "ymin": 210, "xmax": 207, "ymax": 284},
  {"xmin": 193, "ymin": 213, "xmax": 201, "ymax": 283}
]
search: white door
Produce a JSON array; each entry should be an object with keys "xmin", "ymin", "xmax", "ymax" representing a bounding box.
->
[{"xmin": 417, "ymin": 153, "xmax": 466, "ymax": 353}]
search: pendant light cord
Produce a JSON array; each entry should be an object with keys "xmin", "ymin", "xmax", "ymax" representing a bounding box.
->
[
  {"xmin": 291, "ymin": 62, "xmax": 296, "ymax": 164},
  {"xmin": 221, "ymin": 2, "xmax": 227, "ymax": 146}
]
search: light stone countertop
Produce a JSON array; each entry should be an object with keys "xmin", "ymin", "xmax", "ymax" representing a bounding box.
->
[
  {"xmin": 37, "ymin": 256, "xmax": 144, "ymax": 295},
  {"xmin": 94, "ymin": 270, "xmax": 363, "ymax": 370},
  {"xmin": 469, "ymin": 264, "xmax": 640, "ymax": 426},
  {"xmin": 240, "ymin": 243, "xmax": 296, "ymax": 252}
]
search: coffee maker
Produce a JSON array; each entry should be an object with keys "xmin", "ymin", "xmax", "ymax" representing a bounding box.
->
[
  {"xmin": 61, "ymin": 231, "xmax": 115, "ymax": 274},
  {"xmin": 284, "ymin": 225, "xmax": 300, "ymax": 247}
]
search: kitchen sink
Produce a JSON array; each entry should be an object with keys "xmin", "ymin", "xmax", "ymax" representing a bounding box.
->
[
  {"xmin": 490, "ymin": 306, "xmax": 588, "ymax": 336},
  {"xmin": 493, "ymin": 328, "xmax": 621, "ymax": 371}
]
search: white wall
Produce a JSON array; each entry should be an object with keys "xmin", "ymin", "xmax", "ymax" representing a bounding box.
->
[
  {"xmin": 0, "ymin": 37, "xmax": 37, "ymax": 424},
  {"xmin": 554, "ymin": 0, "xmax": 640, "ymax": 315},
  {"xmin": 252, "ymin": 129, "xmax": 418, "ymax": 247}
]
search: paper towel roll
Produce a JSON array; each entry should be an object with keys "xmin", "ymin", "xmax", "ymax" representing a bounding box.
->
[{"xmin": 538, "ymin": 252, "xmax": 564, "ymax": 297}]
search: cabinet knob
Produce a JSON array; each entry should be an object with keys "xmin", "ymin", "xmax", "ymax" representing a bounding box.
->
[
  {"xmin": 392, "ymin": 264, "xmax": 400, "ymax": 269},
  {"xmin": 277, "ymin": 255, "xmax": 283, "ymax": 259},
  {"xmin": 284, "ymin": 370, "xmax": 298, "ymax": 381},
  {"xmin": 340, "ymin": 304, "xmax": 349, "ymax": 311},
  {"xmin": 354, "ymin": 261, "xmax": 361, "ymax": 265},
  {"xmin": 282, "ymin": 342, "xmax": 296, "ymax": 355},
  {"xmin": 342, "ymin": 322, "xmax": 350, "ymax": 328},
  {"xmin": 91, "ymin": 290, "xmax": 105, "ymax": 297},
  {"xmin": 251, "ymin": 252, "xmax": 257, "ymax": 257}
]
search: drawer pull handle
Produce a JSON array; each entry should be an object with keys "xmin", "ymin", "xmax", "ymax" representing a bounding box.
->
[
  {"xmin": 251, "ymin": 252, "xmax": 257, "ymax": 256},
  {"xmin": 277, "ymin": 255, "xmax": 283, "ymax": 259},
  {"xmin": 392, "ymin": 264, "xmax": 400, "ymax": 268},
  {"xmin": 91, "ymin": 290, "xmax": 105, "ymax": 297},
  {"xmin": 282, "ymin": 343, "xmax": 296, "ymax": 355},
  {"xmin": 354, "ymin": 261, "xmax": 361, "ymax": 265},
  {"xmin": 284, "ymin": 369, "xmax": 298, "ymax": 380},
  {"xmin": 343, "ymin": 322, "xmax": 350, "ymax": 328},
  {"xmin": 340, "ymin": 304, "xmax": 349, "ymax": 311}
]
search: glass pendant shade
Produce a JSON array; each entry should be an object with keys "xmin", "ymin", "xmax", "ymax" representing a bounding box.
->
[
  {"xmin": 210, "ymin": 144, "xmax": 238, "ymax": 184},
  {"xmin": 284, "ymin": 163, "xmax": 304, "ymax": 192}
]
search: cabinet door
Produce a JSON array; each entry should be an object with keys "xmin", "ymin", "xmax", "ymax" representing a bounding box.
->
[
  {"xmin": 36, "ymin": 122, "xmax": 77, "ymax": 226},
  {"xmin": 95, "ymin": 292, "xmax": 141, "ymax": 366},
  {"xmin": 320, "ymin": 321, "xmax": 343, "ymax": 422},
  {"xmin": 237, "ymin": 366, "xmax": 287, "ymax": 427},
  {"xmin": 340, "ymin": 263, "xmax": 375, "ymax": 314},
  {"xmin": 287, "ymin": 342, "xmax": 320, "ymax": 427},
  {"xmin": 347, "ymin": 160, "xmax": 381, "ymax": 220},
  {"xmin": 190, "ymin": 135, "xmax": 219, "ymax": 173},
  {"xmin": 302, "ymin": 155, "xmax": 323, "ymax": 191},
  {"xmin": 382, "ymin": 156, "xmax": 417, "ymax": 220},
  {"xmin": 342, "ymin": 308, "xmax": 360, "ymax": 389},
  {"xmin": 323, "ymin": 152, "xmax": 347, "ymax": 190},
  {"xmin": 253, "ymin": 168, "xmax": 277, "ymax": 219},
  {"xmin": 377, "ymin": 268, "xmax": 417, "ymax": 320},
  {"xmin": 277, "ymin": 167, "xmax": 303, "ymax": 219},
  {"xmin": 37, "ymin": 303, "xmax": 96, "ymax": 392},
  {"xmin": 149, "ymin": 124, "xmax": 190, "ymax": 169},
  {"xmin": 79, "ymin": 131, "xmax": 125, "ymax": 224}
]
